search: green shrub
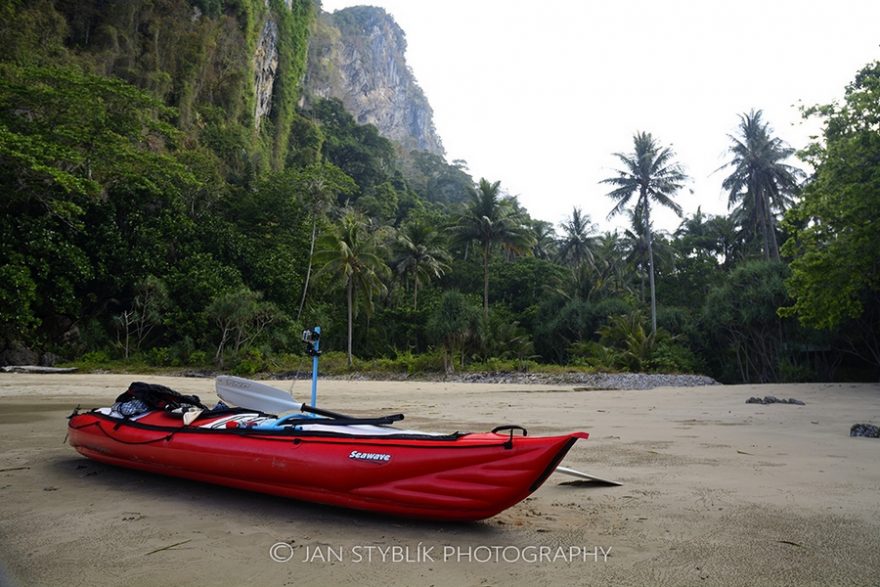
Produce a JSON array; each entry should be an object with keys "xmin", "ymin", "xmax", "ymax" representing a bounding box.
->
[
  {"xmin": 406, "ymin": 351, "xmax": 445, "ymax": 373},
  {"xmin": 232, "ymin": 349, "xmax": 267, "ymax": 376},
  {"xmin": 146, "ymin": 347, "xmax": 174, "ymax": 367},
  {"xmin": 79, "ymin": 350, "xmax": 111, "ymax": 364},
  {"xmin": 188, "ymin": 350, "xmax": 208, "ymax": 366},
  {"xmin": 316, "ymin": 351, "xmax": 360, "ymax": 373},
  {"xmin": 777, "ymin": 359, "xmax": 816, "ymax": 383},
  {"xmin": 568, "ymin": 341, "xmax": 619, "ymax": 371},
  {"xmin": 645, "ymin": 338, "xmax": 697, "ymax": 373}
]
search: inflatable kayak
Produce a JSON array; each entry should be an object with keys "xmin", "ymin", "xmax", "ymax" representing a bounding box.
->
[{"xmin": 67, "ymin": 379, "xmax": 589, "ymax": 521}]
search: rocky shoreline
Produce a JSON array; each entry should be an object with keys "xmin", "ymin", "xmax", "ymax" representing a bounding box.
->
[
  {"xmin": 266, "ymin": 371, "xmax": 720, "ymax": 389},
  {"xmin": 78, "ymin": 368, "xmax": 724, "ymax": 390}
]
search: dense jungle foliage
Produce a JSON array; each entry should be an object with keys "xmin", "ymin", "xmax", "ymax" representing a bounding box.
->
[{"xmin": 1, "ymin": 1, "xmax": 878, "ymax": 382}]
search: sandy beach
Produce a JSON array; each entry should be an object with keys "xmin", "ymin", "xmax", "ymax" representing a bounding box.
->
[{"xmin": 0, "ymin": 374, "xmax": 878, "ymax": 586}]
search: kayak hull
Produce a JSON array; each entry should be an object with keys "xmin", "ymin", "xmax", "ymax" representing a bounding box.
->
[{"xmin": 68, "ymin": 411, "xmax": 587, "ymax": 521}]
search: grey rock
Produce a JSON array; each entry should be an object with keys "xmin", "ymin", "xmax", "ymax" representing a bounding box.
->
[
  {"xmin": 746, "ymin": 396, "xmax": 806, "ymax": 405},
  {"xmin": 253, "ymin": 17, "xmax": 279, "ymax": 128},
  {"xmin": 304, "ymin": 7, "xmax": 444, "ymax": 155},
  {"xmin": 0, "ymin": 342, "xmax": 38, "ymax": 366},
  {"xmin": 40, "ymin": 352, "xmax": 60, "ymax": 367},
  {"xmin": 850, "ymin": 424, "xmax": 880, "ymax": 438}
]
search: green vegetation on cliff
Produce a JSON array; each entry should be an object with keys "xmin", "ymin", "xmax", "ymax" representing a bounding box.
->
[{"xmin": 3, "ymin": 0, "xmax": 314, "ymax": 175}]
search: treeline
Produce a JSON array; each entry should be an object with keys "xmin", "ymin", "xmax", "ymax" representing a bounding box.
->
[{"xmin": 0, "ymin": 3, "xmax": 877, "ymax": 382}]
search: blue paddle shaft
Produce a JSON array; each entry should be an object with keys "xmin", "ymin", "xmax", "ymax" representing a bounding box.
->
[{"xmin": 310, "ymin": 326, "xmax": 320, "ymax": 407}]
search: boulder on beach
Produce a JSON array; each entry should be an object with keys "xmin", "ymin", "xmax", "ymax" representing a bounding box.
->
[
  {"xmin": 746, "ymin": 396, "xmax": 805, "ymax": 405},
  {"xmin": 850, "ymin": 424, "xmax": 880, "ymax": 438}
]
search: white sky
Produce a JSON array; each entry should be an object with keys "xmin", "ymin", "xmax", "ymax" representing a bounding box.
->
[{"xmin": 319, "ymin": 0, "xmax": 880, "ymax": 234}]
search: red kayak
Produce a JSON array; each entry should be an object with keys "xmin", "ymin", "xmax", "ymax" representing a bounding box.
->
[{"xmin": 67, "ymin": 387, "xmax": 588, "ymax": 521}]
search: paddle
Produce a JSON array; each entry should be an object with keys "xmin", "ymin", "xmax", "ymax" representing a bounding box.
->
[
  {"xmin": 216, "ymin": 376, "xmax": 299, "ymax": 414},
  {"xmin": 215, "ymin": 376, "xmax": 353, "ymax": 419},
  {"xmin": 554, "ymin": 465, "xmax": 622, "ymax": 486}
]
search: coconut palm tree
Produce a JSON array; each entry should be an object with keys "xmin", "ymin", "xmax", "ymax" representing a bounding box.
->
[
  {"xmin": 622, "ymin": 208, "xmax": 675, "ymax": 306},
  {"xmin": 706, "ymin": 214, "xmax": 741, "ymax": 269},
  {"xmin": 393, "ymin": 220, "xmax": 450, "ymax": 309},
  {"xmin": 450, "ymin": 178, "xmax": 534, "ymax": 318},
  {"xmin": 557, "ymin": 207, "xmax": 597, "ymax": 269},
  {"xmin": 675, "ymin": 207, "xmax": 743, "ymax": 267},
  {"xmin": 601, "ymin": 131, "xmax": 688, "ymax": 334},
  {"xmin": 313, "ymin": 208, "xmax": 389, "ymax": 366},
  {"xmin": 719, "ymin": 109, "xmax": 802, "ymax": 260},
  {"xmin": 529, "ymin": 219, "xmax": 558, "ymax": 260},
  {"xmin": 674, "ymin": 207, "xmax": 713, "ymax": 257},
  {"xmin": 590, "ymin": 231, "xmax": 629, "ymax": 299}
]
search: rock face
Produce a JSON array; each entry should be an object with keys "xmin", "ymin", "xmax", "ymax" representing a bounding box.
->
[
  {"xmin": 254, "ymin": 17, "xmax": 280, "ymax": 129},
  {"xmin": 305, "ymin": 6, "xmax": 444, "ymax": 155}
]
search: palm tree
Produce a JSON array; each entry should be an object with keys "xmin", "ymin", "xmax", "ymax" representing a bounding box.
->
[
  {"xmin": 622, "ymin": 209, "xmax": 675, "ymax": 306},
  {"xmin": 427, "ymin": 291, "xmax": 480, "ymax": 374},
  {"xmin": 621, "ymin": 210, "xmax": 675, "ymax": 301},
  {"xmin": 706, "ymin": 214, "xmax": 741, "ymax": 269},
  {"xmin": 719, "ymin": 109, "xmax": 802, "ymax": 260},
  {"xmin": 296, "ymin": 163, "xmax": 355, "ymax": 321},
  {"xmin": 529, "ymin": 219, "xmax": 558, "ymax": 260},
  {"xmin": 675, "ymin": 207, "xmax": 713, "ymax": 257},
  {"xmin": 590, "ymin": 231, "xmax": 629, "ymax": 299},
  {"xmin": 393, "ymin": 220, "xmax": 450, "ymax": 309},
  {"xmin": 675, "ymin": 207, "xmax": 743, "ymax": 267},
  {"xmin": 313, "ymin": 208, "xmax": 389, "ymax": 366},
  {"xmin": 557, "ymin": 207, "xmax": 596, "ymax": 269},
  {"xmin": 601, "ymin": 131, "xmax": 688, "ymax": 335},
  {"xmin": 621, "ymin": 208, "xmax": 651, "ymax": 302},
  {"xmin": 450, "ymin": 178, "xmax": 534, "ymax": 318}
]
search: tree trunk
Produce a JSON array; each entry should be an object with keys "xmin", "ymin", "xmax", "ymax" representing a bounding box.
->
[
  {"xmin": 124, "ymin": 314, "xmax": 131, "ymax": 360},
  {"xmin": 758, "ymin": 193, "xmax": 771, "ymax": 260},
  {"xmin": 753, "ymin": 183, "xmax": 779, "ymax": 261},
  {"xmin": 346, "ymin": 279, "xmax": 353, "ymax": 367},
  {"xmin": 765, "ymin": 199, "xmax": 780, "ymax": 260},
  {"xmin": 215, "ymin": 324, "xmax": 230, "ymax": 367},
  {"xmin": 482, "ymin": 243, "xmax": 490, "ymax": 319},
  {"xmin": 644, "ymin": 198, "xmax": 658, "ymax": 336},
  {"xmin": 413, "ymin": 277, "xmax": 419, "ymax": 310},
  {"xmin": 443, "ymin": 345, "xmax": 452, "ymax": 374},
  {"xmin": 296, "ymin": 217, "xmax": 318, "ymax": 321}
]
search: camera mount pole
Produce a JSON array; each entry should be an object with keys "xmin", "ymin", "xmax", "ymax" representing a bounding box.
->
[{"xmin": 302, "ymin": 326, "xmax": 321, "ymax": 408}]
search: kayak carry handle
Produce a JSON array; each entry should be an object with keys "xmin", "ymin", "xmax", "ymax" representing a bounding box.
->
[
  {"xmin": 491, "ymin": 425, "xmax": 528, "ymax": 436},
  {"xmin": 492, "ymin": 425, "xmax": 528, "ymax": 449}
]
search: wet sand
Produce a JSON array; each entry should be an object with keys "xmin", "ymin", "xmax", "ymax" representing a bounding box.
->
[{"xmin": 0, "ymin": 374, "xmax": 878, "ymax": 586}]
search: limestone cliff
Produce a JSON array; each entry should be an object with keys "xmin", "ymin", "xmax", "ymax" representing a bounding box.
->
[
  {"xmin": 305, "ymin": 6, "xmax": 444, "ymax": 156},
  {"xmin": 254, "ymin": 17, "xmax": 280, "ymax": 130}
]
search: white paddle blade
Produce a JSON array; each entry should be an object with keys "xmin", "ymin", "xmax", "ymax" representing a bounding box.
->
[
  {"xmin": 215, "ymin": 376, "xmax": 302, "ymax": 415},
  {"xmin": 555, "ymin": 466, "xmax": 622, "ymax": 486}
]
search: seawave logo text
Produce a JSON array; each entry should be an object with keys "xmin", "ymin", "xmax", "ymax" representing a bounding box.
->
[{"xmin": 349, "ymin": 450, "xmax": 391, "ymax": 462}]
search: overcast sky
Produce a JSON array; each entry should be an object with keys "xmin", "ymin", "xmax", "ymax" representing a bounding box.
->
[{"xmin": 319, "ymin": 0, "xmax": 880, "ymax": 233}]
